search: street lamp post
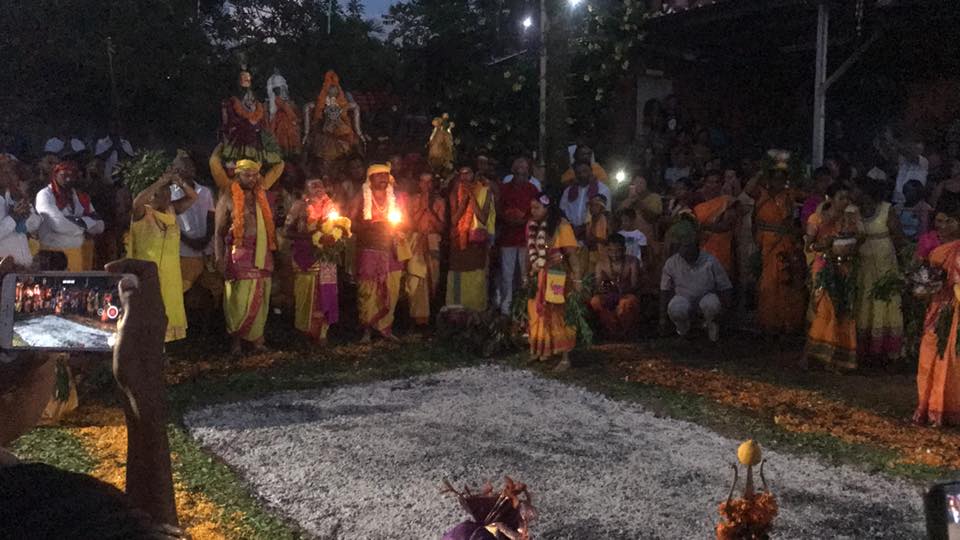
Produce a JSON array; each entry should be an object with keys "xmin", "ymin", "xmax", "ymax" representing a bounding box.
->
[{"xmin": 538, "ymin": 0, "xmax": 548, "ymax": 169}]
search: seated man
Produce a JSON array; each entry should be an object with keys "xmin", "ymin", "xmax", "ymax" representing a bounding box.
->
[
  {"xmin": 0, "ymin": 258, "xmax": 182, "ymax": 538},
  {"xmin": 659, "ymin": 227, "xmax": 733, "ymax": 343},
  {"xmin": 589, "ymin": 233, "xmax": 642, "ymax": 341}
]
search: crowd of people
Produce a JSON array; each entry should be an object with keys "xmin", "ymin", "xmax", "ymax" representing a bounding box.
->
[{"xmin": 4, "ymin": 91, "xmax": 960, "ymax": 427}]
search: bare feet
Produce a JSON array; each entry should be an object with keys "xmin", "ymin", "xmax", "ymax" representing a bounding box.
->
[
  {"xmin": 380, "ymin": 331, "xmax": 400, "ymax": 343},
  {"xmin": 553, "ymin": 354, "xmax": 571, "ymax": 372},
  {"xmin": 360, "ymin": 329, "xmax": 372, "ymax": 344},
  {"xmin": 229, "ymin": 338, "xmax": 243, "ymax": 357}
]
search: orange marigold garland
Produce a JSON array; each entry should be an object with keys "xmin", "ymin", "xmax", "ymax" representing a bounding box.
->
[
  {"xmin": 716, "ymin": 440, "xmax": 779, "ymax": 540},
  {"xmin": 229, "ymin": 181, "xmax": 277, "ymax": 251},
  {"xmin": 231, "ymin": 96, "xmax": 265, "ymax": 125}
]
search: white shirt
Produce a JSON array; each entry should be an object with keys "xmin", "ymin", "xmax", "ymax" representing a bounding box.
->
[
  {"xmin": 660, "ymin": 251, "xmax": 732, "ymax": 300},
  {"xmin": 560, "ymin": 181, "xmax": 612, "ymax": 229},
  {"xmin": 95, "ymin": 136, "xmax": 135, "ymax": 181},
  {"xmin": 177, "ymin": 184, "xmax": 215, "ymax": 257},
  {"xmin": 894, "ymin": 155, "xmax": 929, "ymax": 204},
  {"xmin": 0, "ymin": 191, "xmax": 41, "ymax": 266},
  {"xmin": 35, "ymin": 186, "xmax": 104, "ymax": 249},
  {"xmin": 501, "ymin": 175, "xmax": 542, "ymax": 192},
  {"xmin": 619, "ymin": 229, "xmax": 647, "ymax": 264}
]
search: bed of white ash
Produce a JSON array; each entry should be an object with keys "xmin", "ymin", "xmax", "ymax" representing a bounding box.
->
[{"xmin": 184, "ymin": 365, "xmax": 925, "ymax": 539}]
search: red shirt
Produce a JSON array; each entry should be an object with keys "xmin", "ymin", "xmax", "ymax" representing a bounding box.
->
[{"xmin": 498, "ymin": 180, "xmax": 540, "ymax": 247}]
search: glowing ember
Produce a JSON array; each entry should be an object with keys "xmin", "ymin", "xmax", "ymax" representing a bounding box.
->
[{"xmin": 327, "ymin": 209, "xmax": 340, "ymax": 221}]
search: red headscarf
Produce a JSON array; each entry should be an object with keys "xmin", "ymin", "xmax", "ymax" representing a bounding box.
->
[{"xmin": 49, "ymin": 161, "xmax": 92, "ymax": 214}]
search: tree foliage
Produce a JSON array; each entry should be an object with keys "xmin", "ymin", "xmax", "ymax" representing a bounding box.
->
[
  {"xmin": 385, "ymin": 0, "xmax": 646, "ymax": 169},
  {"xmin": 386, "ymin": 0, "xmax": 540, "ymax": 159},
  {"xmin": 0, "ymin": 0, "xmax": 393, "ymax": 156}
]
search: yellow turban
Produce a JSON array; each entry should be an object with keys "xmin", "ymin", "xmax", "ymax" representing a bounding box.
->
[
  {"xmin": 235, "ymin": 159, "xmax": 261, "ymax": 173},
  {"xmin": 366, "ymin": 163, "xmax": 393, "ymax": 182}
]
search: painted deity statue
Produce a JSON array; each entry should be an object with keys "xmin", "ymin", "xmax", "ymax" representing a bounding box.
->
[
  {"xmin": 304, "ymin": 70, "xmax": 364, "ymax": 166},
  {"xmin": 265, "ymin": 70, "xmax": 302, "ymax": 157},
  {"xmin": 220, "ymin": 68, "xmax": 282, "ymax": 166},
  {"xmin": 427, "ymin": 113, "xmax": 455, "ymax": 176}
]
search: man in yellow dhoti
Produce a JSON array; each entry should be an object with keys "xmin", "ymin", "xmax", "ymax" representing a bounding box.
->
[
  {"xmin": 407, "ymin": 173, "xmax": 446, "ymax": 326},
  {"xmin": 446, "ymin": 166, "xmax": 495, "ymax": 311},
  {"xmin": 349, "ymin": 163, "xmax": 407, "ymax": 343},
  {"xmin": 214, "ymin": 159, "xmax": 276, "ymax": 355},
  {"xmin": 286, "ymin": 178, "xmax": 340, "ymax": 345}
]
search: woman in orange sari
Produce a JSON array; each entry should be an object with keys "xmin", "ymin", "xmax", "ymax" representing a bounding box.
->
[
  {"xmin": 745, "ymin": 169, "xmax": 806, "ymax": 333},
  {"xmin": 804, "ymin": 183, "xmax": 861, "ymax": 371},
  {"xmin": 694, "ymin": 170, "xmax": 738, "ymax": 276},
  {"xmin": 914, "ymin": 208, "xmax": 960, "ymax": 426},
  {"xmin": 527, "ymin": 194, "xmax": 581, "ymax": 372}
]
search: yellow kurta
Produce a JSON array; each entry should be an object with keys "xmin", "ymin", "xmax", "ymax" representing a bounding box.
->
[{"xmin": 128, "ymin": 206, "xmax": 187, "ymax": 341}]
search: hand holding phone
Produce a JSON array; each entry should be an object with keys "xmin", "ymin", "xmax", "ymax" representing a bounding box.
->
[
  {"xmin": 925, "ymin": 480, "xmax": 960, "ymax": 540},
  {"xmin": 0, "ymin": 271, "xmax": 136, "ymax": 352}
]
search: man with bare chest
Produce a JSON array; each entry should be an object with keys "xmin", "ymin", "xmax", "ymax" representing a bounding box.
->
[{"xmin": 214, "ymin": 159, "xmax": 277, "ymax": 355}]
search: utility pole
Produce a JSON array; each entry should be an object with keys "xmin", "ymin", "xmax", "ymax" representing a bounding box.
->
[
  {"xmin": 106, "ymin": 37, "xmax": 120, "ymax": 125},
  {"xmin": 812, "ymin": 1, "xmax": 829, "ymax": 167},
  {"xmin": 538, "ymin": 0, "xmax": 548, "ymax": 169},
  {"xmin": 327, "ymin": 0, "xmax": 334, "ymax": 35}
]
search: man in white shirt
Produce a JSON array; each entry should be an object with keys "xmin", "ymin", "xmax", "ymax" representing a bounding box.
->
[
  {"xmin": 560, "ymin": 161, "xmax": 611, "ymax": 240},
  {"xmin": 659, "ymin": 232, "xmax": 732, "ymax": 342},
  {"xmin": 169, "ymin": 152, "xmax": 218, "ymax": 299},
  {"xmin": 893, "ymin": 141, "xmax": 928, "ymax": 204},
  {"xmin": 34, "ymin": 162, "xmax": 104, "ymax": 271}
]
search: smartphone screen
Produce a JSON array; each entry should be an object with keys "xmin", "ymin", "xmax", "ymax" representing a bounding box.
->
[
  {"xmin": 926, "ymin": 481, "xmax": 960, "ymax": 540},
  {"xmin": 0, "ymin": 272, "xmax": 129, "ymax": 352}
]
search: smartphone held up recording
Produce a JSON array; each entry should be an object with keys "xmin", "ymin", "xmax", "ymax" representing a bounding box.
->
[
  {"xmin": 926, "ymin": 480, "xmax": 960, "ymax": 540},
  {"xmin": 0, "ymin": 272, "xmax": 132, "ymax": 352}
]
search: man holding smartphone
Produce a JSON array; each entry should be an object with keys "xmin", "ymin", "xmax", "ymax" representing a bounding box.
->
[{"xmin": 35, "ymin": 162, "xmax": 105, "ymax": 271}]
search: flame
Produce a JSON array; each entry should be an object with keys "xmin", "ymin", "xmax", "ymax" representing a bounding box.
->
[
  {"xmin": 327, "ymin": 209, "xmax": 340, "ymax": 221},
  {"xmin": 388, "ymin": 209, "xmax": 402, "ymax": 225}
]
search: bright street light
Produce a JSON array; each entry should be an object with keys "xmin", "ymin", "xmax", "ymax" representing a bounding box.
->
[
  {"xmin": 522, "ymin": 16, "xmax": 533, "ymax": 30},
  {"xmin": 569, "ymin": 0, "xmax": 582, "ymax": 6},
  {"xmin": 615, "ymin": 170, "xmax": 627, "ymax": 184}
]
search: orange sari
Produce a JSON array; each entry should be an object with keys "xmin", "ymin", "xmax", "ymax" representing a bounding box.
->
[
  {"xmin": 915, "ymin": 240, "xmax": 960, "ymax": 426},
  {"xmin": 694, "ymin": 195, "xmax": 736, "ymax": 275},
  {"xmin": 755, "ymin": 189, "xmax": 806, "ymax": 333},
  {"xmin": 806, "ymin": 211, "xmax": 858, "ymax": 371},
  {"xmin": 528, "ymin": 222, "xmax": 578, "ymax": 357}
]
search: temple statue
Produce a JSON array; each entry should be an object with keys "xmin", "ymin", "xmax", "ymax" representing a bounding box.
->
[
  {"xmin": 427, "ymin": 113, "xmax": 455, "ymax": 176},
  {"xmin": 220, "ymin": 68, "xmax": 282, "ymax": 165},
  {"xmin": 304, "ymin": 70, "xmax": 364, "ymax": 166},
  {"xmin": 266, "ymin": 70, "xmax": 302, "ymax": 157}
]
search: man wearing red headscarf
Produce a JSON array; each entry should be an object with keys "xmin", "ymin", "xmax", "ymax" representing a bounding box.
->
[{"xmin": 35, "ymin": 162, "xmax": 105, "ymax": 270}]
